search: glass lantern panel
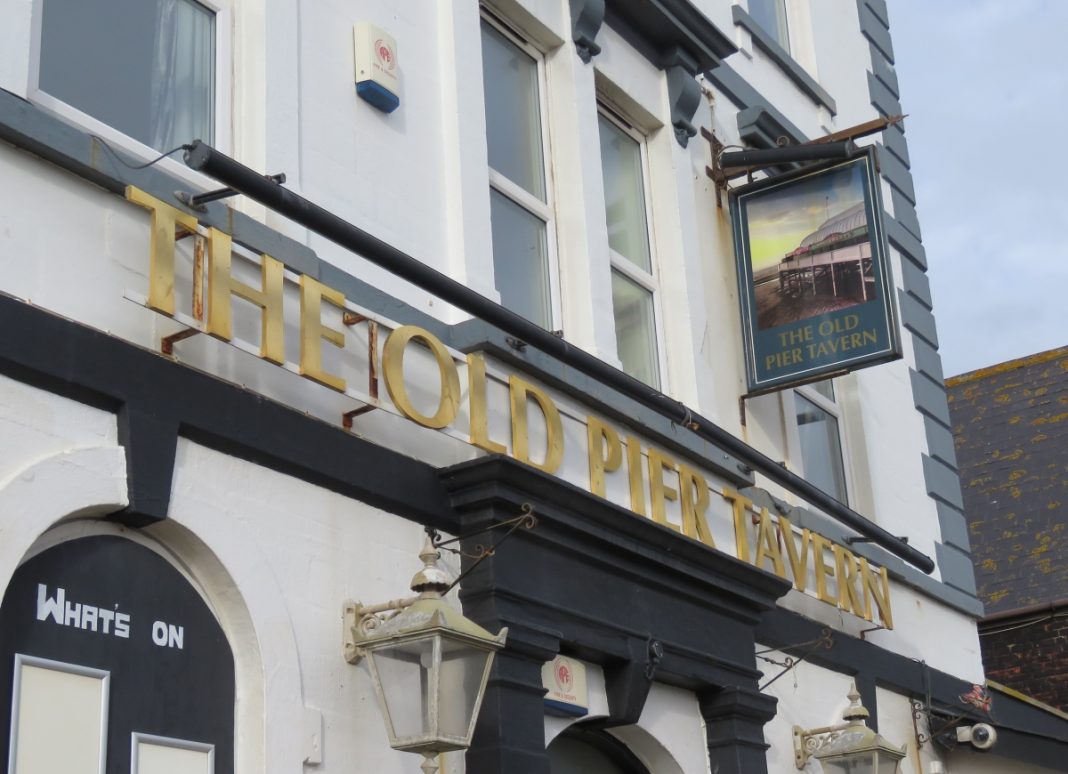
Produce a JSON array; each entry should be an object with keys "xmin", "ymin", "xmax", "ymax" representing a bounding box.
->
[
  {"xmin": 437, "ymin": 638, "xmax": 493, "ymax": 740},
  {"xmin": 371, "ymin": 637, "xmax": 436, "ymax": 743},
  {"xmin": 877, "ymin": 754, "xmax": 902, "ymax": 774},
  {"xmin": 819, "ymin": 756, "xmax": 873, "ymax": 774}
]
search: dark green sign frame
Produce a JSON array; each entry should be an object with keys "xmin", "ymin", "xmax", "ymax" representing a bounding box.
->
[{"xmin": 730, "ymin": 147, "xmax": 901, "ymax": 393}]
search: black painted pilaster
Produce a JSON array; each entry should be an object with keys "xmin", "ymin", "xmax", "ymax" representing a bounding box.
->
[
  {"xmin": 443, "ymin": 456, "xmax": 789, "ymax": 773},
  {"xmin": 603, "ymin": 636, "xmax": 655, "ymax": 726},
  {"xmin": 467, "ymin": 626, "xmax": 558, "ymax": 774},
  {"xmin": 115, "ymin": 403, "xmax": 179, "ymax": 526},
  {"xmin": 700, "ymin": 684, "xmax": 778, "ymax": 774}
]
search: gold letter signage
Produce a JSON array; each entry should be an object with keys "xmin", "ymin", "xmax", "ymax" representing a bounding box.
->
[{"xmin": 124, "ymin": 187, "xmax": 895, "ymax": 628}]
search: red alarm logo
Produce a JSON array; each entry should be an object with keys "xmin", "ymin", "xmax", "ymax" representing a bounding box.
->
[
  {"xmin": 375, "ymin": 39, "xmax": 396, "ymax": 71},
  {"xmin": 555, "ymin": 661, "xmax": 573, "ymax": 692}
]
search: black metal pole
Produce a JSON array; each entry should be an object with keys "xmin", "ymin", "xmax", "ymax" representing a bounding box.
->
[
  {"xmin": 184, "ymin": 141, "xmax": 935, "ymax": 574},
  {"xmin": 720, "ymin": 140, "xmax": 857, "ymax": 169}
]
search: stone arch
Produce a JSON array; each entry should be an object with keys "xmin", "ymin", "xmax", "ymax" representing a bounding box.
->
[
  {"xmin": 25, "ymin": 519, "xmax": 282, "ymax": 774},
  {"xmin": 0, "ymin": 447, "xmax": 127, "ymax": 596},
  {"xmin": 1, "ymin": 533, "xmax": 236, "ymax": 773},
  {"xmin": 0, "ymin": 445, "xmax": 306, "ymax": 774},
  {"xmin": 606, "ymin": 724, "xmax": 687, "ymax": 774},
  {"xmin": 546, "ymin": 721, "xmax": 687, "ymax": 774}
]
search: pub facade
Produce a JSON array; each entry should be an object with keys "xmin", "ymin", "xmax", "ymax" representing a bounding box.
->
[{"xmin": 0, "ymin": 1, "xmax": 1065, "ymax": 773}]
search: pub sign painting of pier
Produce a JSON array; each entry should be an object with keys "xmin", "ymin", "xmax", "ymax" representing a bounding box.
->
[{"xmin": 730, "ymin": 146, "xmax": 901, "ymax": 392}]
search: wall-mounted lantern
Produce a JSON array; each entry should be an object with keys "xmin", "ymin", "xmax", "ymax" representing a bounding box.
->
[
  {"xmin": 793, "ymin": 682, "xmax": 906, "ymax": 773},
  {"xmin": 344, "ymin": 535, "xmax": 507, "ymax": 774}
]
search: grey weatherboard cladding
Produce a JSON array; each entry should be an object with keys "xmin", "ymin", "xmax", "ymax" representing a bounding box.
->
[{"xmin": 856, "ymin": 0, "xmax": 978, "ymax": 600}]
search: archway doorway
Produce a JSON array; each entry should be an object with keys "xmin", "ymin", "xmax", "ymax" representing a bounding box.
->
[
  {"xmin": 0, "ymin": 535, "xmax": 235, "ymax": 774},
  {"xmin": 548, "ymin": 726, "xmax": 652, "ymax": 774}
]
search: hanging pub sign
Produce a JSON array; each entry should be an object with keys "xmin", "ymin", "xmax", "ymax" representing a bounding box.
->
[{"xmin": 729, "ymin": 146, "xmax": 901, "ymax": 393}]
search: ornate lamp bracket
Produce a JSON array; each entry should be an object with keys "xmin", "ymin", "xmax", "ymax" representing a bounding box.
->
[{"xmin": 793, "ymin": 721, "xmax": 850, "ymax": 769}]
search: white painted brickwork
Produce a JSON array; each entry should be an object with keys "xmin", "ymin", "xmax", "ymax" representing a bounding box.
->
[{"xmin": 0, "ymin": 0, "xmax": 1042, "ymax": 772}]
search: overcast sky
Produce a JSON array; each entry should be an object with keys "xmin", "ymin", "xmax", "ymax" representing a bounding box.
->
[{"xmin": 888, "ymin": 1, "xmax": 1068, "ymax": 377}]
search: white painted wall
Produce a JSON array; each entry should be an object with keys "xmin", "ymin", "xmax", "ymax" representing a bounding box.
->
[
  {"xmin": 762, "ymin": 658, "xmax": 855, "ymax": 774},
  {"xmin": 0, "ymin": 0, "xmax": 980, "ymax": 670},
  {"xmin": 0, "ymin": 0, "xmax": 1004, "ymax": 771}
]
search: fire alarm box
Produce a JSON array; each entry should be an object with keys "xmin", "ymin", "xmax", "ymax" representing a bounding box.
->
[{"xmin": 354, "ymin": 22, "xmax": 400, "ymax": 113}]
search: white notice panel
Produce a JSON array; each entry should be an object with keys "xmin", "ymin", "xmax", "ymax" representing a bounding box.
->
[
  {"xmin": 9, "ymin": 655, "xmax": 109, "ymax": 774},
  {"xmin": 132, "ymin": 734, "xmax": 213, "ymax": 774}
]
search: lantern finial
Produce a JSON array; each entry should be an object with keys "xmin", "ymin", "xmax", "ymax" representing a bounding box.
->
[
  {"xmin": 842, "ymin": 680, "xmax": 870, "ymax": 723},
  {"xmin": 411, "ymin": 533, "xmax": 450, "ymax": 596}
]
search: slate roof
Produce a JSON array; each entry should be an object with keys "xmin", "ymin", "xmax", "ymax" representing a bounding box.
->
[{"xmin": 947, "ymin": 346, "xmax": 1068, "ymax": 616}]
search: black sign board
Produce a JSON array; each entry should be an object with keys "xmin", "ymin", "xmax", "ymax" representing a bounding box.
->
[{"xmin": 0, "ymin": 536, "xmax": 234, "ymax": 774}]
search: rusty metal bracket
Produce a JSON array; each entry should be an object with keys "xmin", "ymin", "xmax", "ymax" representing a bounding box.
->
[
  {"xmin": 809, "ymin": 114, "xmax": 904, "ymax": 148},
  {"xmin": 160, "ymin": 222, "xmax": 208, "ymax": 357},
  {"xmin": 429, "ymin": 504, "xmax": 538, "ymax": 592},
  {"xmin": 701, "ymin": 116, "xmax": 904, "ymax": 207},
  {"xmin": 701, "ymin": 127, "xmax": 731, "ymax": 208},
  {"xmin": 161, "ymin": 328, "xmax": 200, "ymax": 356},
  {"xmin": 757, "ymin": 628, "xmax": 835, "ymax": 690},
  {"xmin": 859, "ymin": 625, "xmax": 887, "ymax": 640},
  {"xmin": 341, "ymin": 405, "xmax": 376, "ymax": 428},
  {"xmin": 341, "ymin": 313, "xmax": 380, "ymax": 429}
]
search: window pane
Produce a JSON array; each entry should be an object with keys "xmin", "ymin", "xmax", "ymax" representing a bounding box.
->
[
  {"xmin": 810, "ymin": 379, "xmax": 835, "ymax": 402},
  {"xmin": 598, "ymin": 117, "xmax": 651, "ymax": 272},
  {"xmin": 39, "ymin": 0, "xmax": 215, "ymax": 151},
  {"xmin": 795, "ymin": 393, "xmax": 848, "ymax": 502},
  {"xmin": 748, "ymin": 0, "xmax": 790, "ymax": 51},
  {"xmin": 481, "ymin": 23, "xmax": 546, "ymax": 201},
  {"xmin": 490, "ymin": 189, "xmax": 551, "ymax": 328},
  {"xmin": 612, "ymin": 270, "xmax": 659, "ymax": 388}
]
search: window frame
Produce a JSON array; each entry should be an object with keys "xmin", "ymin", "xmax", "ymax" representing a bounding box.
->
[
  {"xmin": 26, "ymin": 0, "xmax": 232, "ymax": 180},
  {"xmin": 747, "ymin": 0, "xmax": 792, "ymax": 53},
  {"xmin": 597, "ymin": 106, "xmax": 668, "ymax": 391},
  {"xmin": 783, "ymin": 379, "xmax": 853, "ymax": 506},
  {"xmin": 480, "ymin": 11, "xmax": 562, "ymax": 331}
]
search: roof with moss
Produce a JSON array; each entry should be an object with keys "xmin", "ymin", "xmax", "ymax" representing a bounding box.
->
[{"xmin": 947, "ymin": 346, "xmax": 1068, "ymax": 616}]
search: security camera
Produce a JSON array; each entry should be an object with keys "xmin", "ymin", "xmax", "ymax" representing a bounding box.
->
[{"xmin": 956, "ymin": 723, "xmax": 997, "ymax": 751}]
